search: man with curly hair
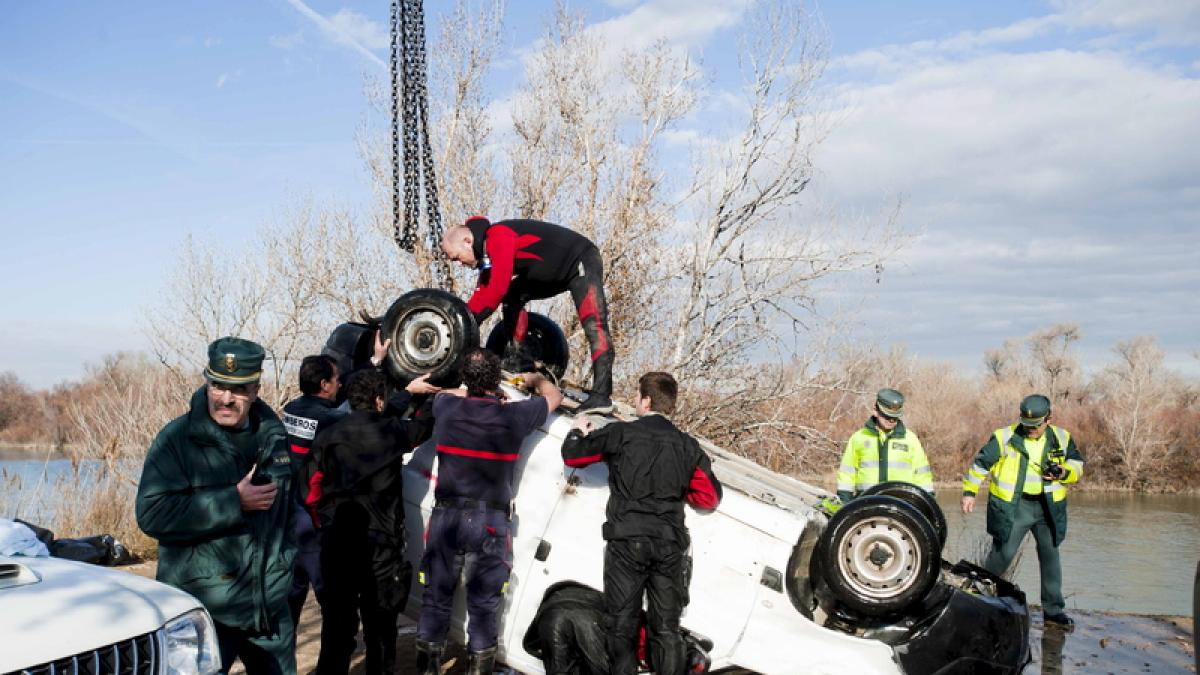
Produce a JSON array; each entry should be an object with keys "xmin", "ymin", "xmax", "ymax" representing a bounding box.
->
[{"xmin": 415, "ymin": 349, "xmax": 563, "ymax": 675}]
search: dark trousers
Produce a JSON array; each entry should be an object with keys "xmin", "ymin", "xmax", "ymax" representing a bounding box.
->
[
  {"xmin": 288, "ymin": 507, "xmax": 324, "ymax": 625},
  {"xmin": 316, "ymin": 524, "xmax": 411, "ymax": 675},
  {"xmin": 604, "ymin": 538, "xmax": 687, "ymax": 675},
  {"xmin": 501, "ymin": 247, "xmax": 614, "ymax": 397},
  {"xmin": 214, "ymin": 615, "xmax": 296, "ymax": 675},
  {"xmin": 985, "ymin": 494, "xmax": 1065, "ymax": 615},
  {"xmin": 416, "ymin": 504, "xmax": 512, "ymax": 651}
]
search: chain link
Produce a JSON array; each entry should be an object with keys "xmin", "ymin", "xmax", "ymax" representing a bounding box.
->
[{"xmin": 391, "ymin": 0, "xmax": 453, "ymax": 288}]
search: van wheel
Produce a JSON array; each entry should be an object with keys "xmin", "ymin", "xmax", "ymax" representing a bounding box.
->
[
  {"xmin": 861, "ymin": 481, "xmax": 947, "ymax": 551},
  {"xmin": 814, "ymin": 495, "xmax": 939, "ymax": 617},
  {"xmin": 381, "ymin": 289, "xmax": 478, "ymax": 385},
  {"xmin": 484, "ymin": 312, "xmax": 570, "ymax": 381}
]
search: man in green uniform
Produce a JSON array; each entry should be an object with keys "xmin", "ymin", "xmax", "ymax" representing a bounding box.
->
[
  {"xmin": 837, "ymin": 388, "xmax": 934, "ymax": 502},
  {"xmin": 962, "ymin": 394, "xmax": 1084, "ymax": 629},
  {"xmin": 137, "ymin": 337, "xmax": 298, "ymax": 674}
]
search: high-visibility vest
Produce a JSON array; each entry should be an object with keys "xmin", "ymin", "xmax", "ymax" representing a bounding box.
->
[
  {"xmin": 963, "ymin": 424, "xmax": 1083, "ymax": 504},
  {"xmin": 837, "ymin": 423, "xmax": 933, "ymax": 496}
]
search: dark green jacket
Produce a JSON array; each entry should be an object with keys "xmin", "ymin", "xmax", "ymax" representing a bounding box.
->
[
  {"xmin": 970, "ymin": 426, "xmax": 1083, "ymax": 546},
  {"xmin": 136, "ymin": 387, "xmax": 295, "ymax": 632}
]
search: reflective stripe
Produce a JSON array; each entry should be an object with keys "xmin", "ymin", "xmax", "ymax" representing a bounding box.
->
[
  {"xmin": 914, "ymin": 465, "xmax": 932, "ymax": 474},
  {"xmin": 1066, "ymin": 459, "xmax": 1083, "ymax": 471},
  {"xmin": 860, "ymin": 460, "xmax": 881, "ymax": 468},
  {"xmin": 887, "ymin": 461, "xmax": 912, "ymax": 469},
  {"xmin": 837, "ymin": 482, "xmax": 854, "ymax": 491},
  {"xmin": 965, "ymin": 473, "xmax": 984, "ymax": 487},
  {"xmin": 994, "ymin": 478, "xmax": 1016, "ymax": 493},
  {"xmin": 971, "ymin": 463, "xmax": 989, "ymax": 475},
  {"xmin": 839, "ymin": 464, "xmax": 856, "ymax": 474},
  {"xmin": 1044, "ymin": 482, "xmax": 1064, "ymax": 493}
]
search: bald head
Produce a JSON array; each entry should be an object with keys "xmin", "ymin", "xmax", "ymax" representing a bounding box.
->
[{"xmin": 441, "ymin": 225, "xmax": 477, "ymax": 267}]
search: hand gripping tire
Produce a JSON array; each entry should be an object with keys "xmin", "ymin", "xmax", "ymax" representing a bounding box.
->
[
  {"xmin": 861, "ymin": 481, "xmax": 948, "ymax": 552},
  {"xmin": 812, "ymin": 495, "xmax": 940, "ymax": 617},
  {"xmin": 484, "ymin": 312, "xmax": 569, "ymax": 381},
  {"xmin": 380, "ymin": 289, "xmax": 479, "ymax": 385}
]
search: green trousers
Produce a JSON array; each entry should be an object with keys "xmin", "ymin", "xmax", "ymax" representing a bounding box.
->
[
  {"xmin": 984, "ymin": 495, "xmax": 1065, "ymax": 616},
  {"xmin": 214, "ymin": 611, "xmax": 297, "ymax": 675}
]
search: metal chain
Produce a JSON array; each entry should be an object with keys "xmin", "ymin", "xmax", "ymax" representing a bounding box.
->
[{"xmin": 390, "ymin": 0, "xmax": 452, "ymax": 288}]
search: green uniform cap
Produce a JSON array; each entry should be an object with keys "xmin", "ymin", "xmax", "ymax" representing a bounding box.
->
[
  {"xmin": 204, "ymin": 336, "xmax": 265, "ymax": 385},
  {"xmin": 1019, "ymin": 394, "xmax": 1051, "ymax": 427},
  {"xmin": 875, "ymin": 388, "xmax": 904, "ymax": 418}
]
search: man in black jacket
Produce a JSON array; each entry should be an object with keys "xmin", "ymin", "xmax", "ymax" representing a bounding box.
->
[
  {"xmin": 308, "ymin": 369, "xmax": 435, "ymax": 675},
  {"xmin": 281, "ymin": 354, "xmax": 346, "ymax": 627},
  {"xmin": 560, "ymin": 372, "xmax": 722, "ymax": 675}
]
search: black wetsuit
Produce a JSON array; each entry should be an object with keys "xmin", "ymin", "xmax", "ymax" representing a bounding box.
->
[{"xmin": 464, "ymin": 217, "xmax": 614, "ymax": 398}]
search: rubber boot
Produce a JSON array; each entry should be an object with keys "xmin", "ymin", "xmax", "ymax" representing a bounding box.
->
[
  {"xmin": 466, "ymin": 646, "xmax": 497, "ymax": 675},
  {"xmin": 415, "ymin": 640, "xmax": 444, "ymax": 675}
]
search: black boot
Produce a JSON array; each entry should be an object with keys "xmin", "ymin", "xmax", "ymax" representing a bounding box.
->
[
  {"xmin": 415, "ymin": 640, "xmax": 444, "ymax": 675},
  {"xmin": 466, "ymin": 646, "xmax": 496, "ymax": 675},
  {"xmin": 576, "ymin": 393, "xmax": 613, "ymax": 414}
]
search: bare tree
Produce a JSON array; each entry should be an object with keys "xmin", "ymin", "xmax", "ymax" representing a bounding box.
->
[{"xmin": 1095, "ymin": 336, "xmax": 1175, "ymax": 488}]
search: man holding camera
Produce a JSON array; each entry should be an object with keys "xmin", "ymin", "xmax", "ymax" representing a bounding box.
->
[{"xmin": 962, "ymin": 394, "xmax": 1084, "ymax": 629}]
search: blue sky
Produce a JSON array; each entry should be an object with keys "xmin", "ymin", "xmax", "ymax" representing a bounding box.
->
[{"xmin": 1, "ymin": 0, "xmax": 1198, "ymax": 387}]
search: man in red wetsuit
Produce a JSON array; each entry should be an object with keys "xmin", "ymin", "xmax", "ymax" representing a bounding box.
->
[{"xmin": 441, "ymin": 216, "xmax": 614, "ymax": 412}]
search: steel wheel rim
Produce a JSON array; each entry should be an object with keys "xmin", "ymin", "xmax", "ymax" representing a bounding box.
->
[
  {"xmin": 395, "ymin": 309, "xmax": 453, "ymax": 368},
  {"xmin": 836, "ymin": 515, "xmax": 921, "ymax": 599}
]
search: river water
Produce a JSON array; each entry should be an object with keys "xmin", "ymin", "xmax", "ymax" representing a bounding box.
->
[
  {"xmin": 2, "ymin": 453, "xmax": 1197, "ymax": 616},
  {"xmin": 936, "ymin": 491, "xmax": 1200, "ymax": 616}
]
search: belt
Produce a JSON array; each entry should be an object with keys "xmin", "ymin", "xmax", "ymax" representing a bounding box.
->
[
  {"xmin": 1020, "ymin": 492, "xmax": 1045, "ymax": 501},
  {"xmin": 435, "ymin": 497, "xmax": 512, "ymax": 516}
]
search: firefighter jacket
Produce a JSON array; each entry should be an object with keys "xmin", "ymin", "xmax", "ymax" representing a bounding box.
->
[
  {"xmin": 560, "ymin": 413, "xmax": 722, "ymax": 547},
  {"xmin": 962, "ymin": 424, "xmax": 1084, "ymax": 545},
  {"xmin": 136, "ymin": 387, "xmax": 295, "ymax": 632},
  {"xmin": 306, "ymin": 403, "xmax": 433, "ymax": 537},
  {"xmin": 837, "ymin": 417, "xmax": 933, "ymax": 501}
]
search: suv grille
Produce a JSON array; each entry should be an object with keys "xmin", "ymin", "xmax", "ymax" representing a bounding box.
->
[{"xmin": 6, "ymin": 631, "xmax": 160, "ymax": 675}]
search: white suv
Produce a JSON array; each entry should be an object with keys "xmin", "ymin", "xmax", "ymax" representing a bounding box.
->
[{"xmin": 0, "ymin": 554, "xmax": 220, "ymax": 675}]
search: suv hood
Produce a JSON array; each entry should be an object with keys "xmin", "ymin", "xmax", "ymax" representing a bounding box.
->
[{"xmin": 0, "ymin": 555, "xmax": 202, "ymax": 671}]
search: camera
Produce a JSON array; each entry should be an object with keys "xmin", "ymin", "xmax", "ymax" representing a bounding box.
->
[{"xmin": 1043, "ymin": 461, "xmax": 1066, "ymax": 481}]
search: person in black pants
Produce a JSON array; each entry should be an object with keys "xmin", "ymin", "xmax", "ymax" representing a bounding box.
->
[
  {"xmin": 415, "ymin": 349, "xmax": 563, "ymax": 675},
  {"xmin": 281, "ymin": 354, "xmax": 346, "ymax": 629},
  {"xmin": 560, "ymin": 372, "xmax": 722, "ymax": 675},
  {"xmin": 307, "ymin": 369, "xmax": 436, "ymax": 675},
  {"xmin": 441, "ymin": 217, "xmax": 615, "ymax": 412}
]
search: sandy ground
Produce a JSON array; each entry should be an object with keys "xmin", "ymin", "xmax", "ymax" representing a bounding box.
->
[{"xmin": 126, "ymin": 562, "xmax": 1194, "ymax": 674}]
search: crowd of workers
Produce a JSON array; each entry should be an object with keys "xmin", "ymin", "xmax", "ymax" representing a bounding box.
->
[{"xmin": 133, "ymin": 216, "xmax": 1084, "ymax": 675}]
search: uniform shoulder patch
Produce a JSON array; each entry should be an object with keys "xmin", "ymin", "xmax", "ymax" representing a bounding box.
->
[{"xmin": 283, "ymin": 413, "xmax": 318, "ymax": 440}]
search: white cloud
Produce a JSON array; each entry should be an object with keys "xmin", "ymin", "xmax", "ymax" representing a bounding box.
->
[
  {"xmin": 808, "ymin": 11, "xmax": 1200, "ymax": 373},
  {"xmin": 327, "ymin": 8, "xmax": 390, "ymax": 50},
  {"xmin": 215, "ymin": 70, "xmax": 242, "ymax": 88},
  {"xmin": 282, "ymin": 0, "xmax": 386, "ymax": 70},
  {"xmin": 588, "ymin": 0, "xmax": 751, "ymax": 54},
  {"xmin": 204, "ymin": 36, "xmax": 222, "ymax": 48},
  {"xmin": 269, "ymin": 30, "xmax": 305, "ymax": 50},
  {"xmin": 1052, "ymin": 0, "xmax": 1200, "ymax": 45}
]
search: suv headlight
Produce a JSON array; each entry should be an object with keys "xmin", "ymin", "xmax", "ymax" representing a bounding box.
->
[{"xmin": 162, "ymin": 608, "xmax": 220, "ymax": 675}]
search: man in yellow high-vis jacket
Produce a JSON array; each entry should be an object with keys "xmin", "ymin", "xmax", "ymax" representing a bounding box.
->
[
  {"xmin": 836, "ymin": 388, "xmax": 934, "ymax": 502},
  {"xmin": 962, "ymin": 394, "xmax": 1084, "ymax": 629}
]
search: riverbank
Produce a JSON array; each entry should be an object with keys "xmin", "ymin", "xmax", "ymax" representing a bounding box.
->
[{"xmin": 121, "ymin": 562, "xmax": 1194, "ymax": 674}]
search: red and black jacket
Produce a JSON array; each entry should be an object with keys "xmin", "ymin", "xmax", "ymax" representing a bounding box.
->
[
  {"xmin": 561, "ymin": 414, "xmax": 723, "ymax": 547},
  {"xmin": 282, "ymin": 395, "xmax": 346, "ymax": 507},
  {"xmin": 465, "ymin": 217, "xmax": 596, "ymax": 321}
]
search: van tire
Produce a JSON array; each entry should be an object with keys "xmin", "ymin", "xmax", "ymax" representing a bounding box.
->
[
  {"xmin": 381, "ymin": 288, "xmax": 479, "ymax": 386},
  {"xmin": 861, "ymin": 481, "xmax": 947, "ymax": 552},
  {"xmin": 813, "ymin": 495, "xmax": 940, "ymax": 617},
  {"xmin": 484, "ymin": 312, "xmax": 570, "ymax": 381}
]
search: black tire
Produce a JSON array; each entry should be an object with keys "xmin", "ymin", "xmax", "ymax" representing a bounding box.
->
[
  {"xmin": 380, "ymin": 288, "xmax": 478, "ymax": 385},
  {"xmin": 483, "ymin": 312, "xmax": 570, "ymax": 381},
  {"xmin": 813, "ymin": 495, "xmax": 940, "ymax": 617},
  {"xmin": 861, "ymin": 481, "xmax": 947, "ymax": 552}
]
